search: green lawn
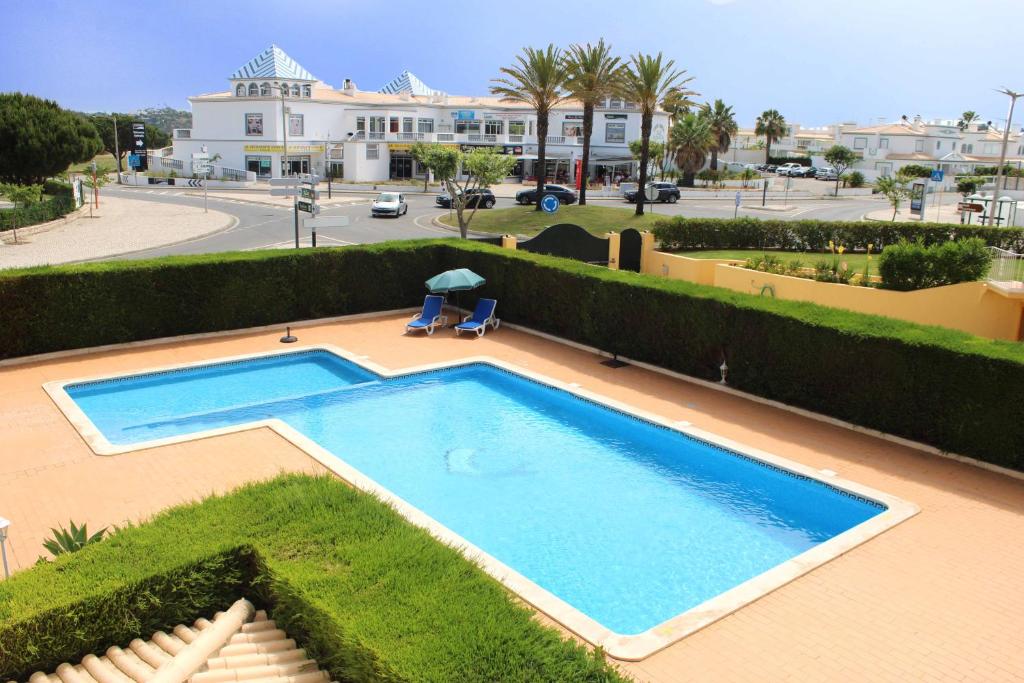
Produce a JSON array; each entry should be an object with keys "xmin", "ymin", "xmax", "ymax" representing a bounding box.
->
[
  {"xmin": 678, "ymin": 248, "xmax": 873, "ymax": 269},
  {"xmin": 67, "ymin": 152, "xmax": 116, "ymax": 173},
  {"xmin": 0, "ymin": 475, "xmax": 624, "ymax": 682},
  {"xmin": 440, "ymin": 204, "xmax": 659, "ymax": 236}
]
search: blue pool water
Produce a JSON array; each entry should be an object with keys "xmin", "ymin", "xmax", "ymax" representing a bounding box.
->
[{"xmin": 67, "ymin": 350, "xmax": 884, "ymax": 635}]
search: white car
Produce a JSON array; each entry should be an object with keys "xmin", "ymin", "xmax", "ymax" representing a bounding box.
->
[
  {"xmin": 776, "ymin": 163, "xmax": 803, "ymax": 176},
  {"xmin": 371, "ymin": 192, "xmax": 408, "ymax": 217}
]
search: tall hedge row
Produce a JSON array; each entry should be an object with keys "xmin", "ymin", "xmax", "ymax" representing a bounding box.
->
[
  {"xmin": 651, "ymin": 216, "xmax": 1024, "ymax": 252},
  {"xmin": 2, "ymin": 239, "xmax": 1022, "ymax": 467}
]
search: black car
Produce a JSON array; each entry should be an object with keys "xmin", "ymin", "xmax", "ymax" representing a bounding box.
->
[
  {"xmin": 515, "ymin": 184, "xmax": 577, "ymax": 205},
  {"xmin": 435, "ymin": 188, "xmax": 496, "ymax": 209},
  {"xmin": 623, "ymin": 181, "xmax": 680, "ymax": 204},
  {"xmin": 765, "ymin": 164, "xmax": 778, "ymax": 173}
]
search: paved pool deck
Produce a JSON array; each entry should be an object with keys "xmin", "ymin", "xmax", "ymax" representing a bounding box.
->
[{"xmin": 1, "ymin": 312, "xmax": 1023, "ymax": 681}]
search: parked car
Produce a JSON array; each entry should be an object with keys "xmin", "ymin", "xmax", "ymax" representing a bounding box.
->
[
  {"xmin": 515, "ymin": 184, "xmax": 577, "ymax": 205},
  {"xmin": 815, "ymin": 167, "xmax": 838, "ymax": 181},
  {"xmin": 795, "ymin": 166, "xmax": 818, "ymax": 178},
  {"xmin": 371, "ymin": 192, "xmax": 408, "ymax": 217},
  {"xmin": 765, "ymin": 164, "xmax": 778, "ymax": 173},
  {"xmin": 744, "ymin": 163, "xmax": 761, "ymax": 172},
  {"xmin": 435, "ymin": 188, "xmax": 496, "ymax": 209},
  {"xmin": 776, "ymin": 163, "xmax": 804, "ymax": 176},
  {"xmin": 623, "ymin": 181, "xmax": 680, "ymax": 204}
]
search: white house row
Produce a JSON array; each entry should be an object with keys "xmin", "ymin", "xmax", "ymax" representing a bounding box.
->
[{"xmin": 170, "ymin": 45, "xmax": 669, "ymax": 185}]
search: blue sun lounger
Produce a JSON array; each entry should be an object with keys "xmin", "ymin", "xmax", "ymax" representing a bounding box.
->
[
  {"xmin": 455, "ymin": 298, "xmax": 500, "ymax": 337},
  {"xmin": 406, "ymin": 295, "xmax": 447, "ymax": 335}
]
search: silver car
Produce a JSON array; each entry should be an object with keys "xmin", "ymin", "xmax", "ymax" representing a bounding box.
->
[{"xmin": 371, "ymin": 192, "xmax": 408, "ymax": 217}]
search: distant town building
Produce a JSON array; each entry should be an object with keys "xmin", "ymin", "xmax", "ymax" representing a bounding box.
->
[{"xmin": 170, "ymin": 45, "xmax": 668, "ymax": 184}]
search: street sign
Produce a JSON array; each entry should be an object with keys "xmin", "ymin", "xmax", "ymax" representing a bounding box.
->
[
  {"xmin": 735, "ymin": 191, "xmax": 741, "ymax": 207},
  {"xmin": 127, "ymin": 153, "xmax": 141, "ymax": 169},
  {"xmin": 644, "ymin": 183, "xmax": 659, "ymax": 202},
  {"xmin": 930, "ymin": 169, "xmax": 944, "ymax": 182},
  {"xmin": 194, "ymin": 163, "xmax": 211, "ymax": 174},
  {"xmin": 191, "ymin": 152, "xmax": 209, "ymax": 161},
  {"xmin": 540, "ymin": 194, "xmax": 560, "ymax": 214},
  {"xmin": 299, "ymin": 173, "xmax": 321, "ymax": 184},
  {"xmin": 300, "ymin": 187, "xmax": 320, "ymax": 200},
  {"xmin": 297, "ymin": 200, "xmax": 320, "ymax": 214},
  {"xmin": 958, "ymin": 202, "xmax": 984, "ymax": 213},
  {"xmin": 269, "ymin": 178, "xmax": 300, "ymax": 186},
  {"xmin": 909, "ymin": 181, "xmax": 926, "ymax": 217},
  {"xmin": 131, "ymin": 122, "xmax": 148, "ymax": 171},
  {"xmin": 305, "ymin": 216, "xmax": 350, "ymax": 229},
  {"xmin": 270, "ymin": 188, "xmax": 299, "ymax": 197}
]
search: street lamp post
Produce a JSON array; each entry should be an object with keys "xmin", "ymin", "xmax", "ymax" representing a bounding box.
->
[
  {"xmin": 0, "ymin": 517, "xmax": 10, "ymax": 579},
  {"xmin": 991, "ymin": 87, "xmax": 1021, "ymax": 225}
]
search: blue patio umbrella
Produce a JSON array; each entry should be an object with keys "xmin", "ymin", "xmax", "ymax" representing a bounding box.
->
[{"xmin": 426, "ymin": 269, "xmax": 485, "ymax": 325}]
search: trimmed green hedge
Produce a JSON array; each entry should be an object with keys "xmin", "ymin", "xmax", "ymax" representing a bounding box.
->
[
  {"xmin": 1, "ymin": 195, "xmax": 75, "ymax": 232},
  {"xmin": 2, "ymin": 239, "xmax": 1022, "ymax": 466},
  {"xmin": 0, "ymin": 475, "xmax": 624, "ymax": 682},
  {"xmin": 651, "ymin": 216, "xmax": 1024, "ymax": 253}
]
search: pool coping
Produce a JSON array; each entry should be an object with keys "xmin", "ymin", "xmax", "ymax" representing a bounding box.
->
[{"xmin": 42, "ymin": 344, "xmax": 919, "ymax": 662}]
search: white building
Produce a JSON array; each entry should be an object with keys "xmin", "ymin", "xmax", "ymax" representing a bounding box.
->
[{"xmin": 171, "ymin": 45, "xmax": 666, "ymax": 184}]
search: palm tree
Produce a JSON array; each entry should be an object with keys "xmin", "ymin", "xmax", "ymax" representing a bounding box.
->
[
  {"xmin": 958, "ymin": 110, "xmax": 979, "ymax": 131},
  {"xmin": 564, "ymin": 40, "xmax": 621, "ymax": 205},
  {"xmin": 616, "ymin": 52, "xmax": 687, "ymax": 216},
  {"xmin": 491, "ymin": 45, "xmax": 568, "ymax": 211},
  {"xmin": 670, "ymin": 113, "xmax": 715, "ymax": 187},
  {"xmin": 754, "ymin": 109, "xmax": 787, "ymax": 164},
  {"xmin": 701, "ymin": 99, "xmax": 738, "ymax": 171},
  {"xmin": 660, "ymin": 80, "xmax": 699, "ymax": 178}
]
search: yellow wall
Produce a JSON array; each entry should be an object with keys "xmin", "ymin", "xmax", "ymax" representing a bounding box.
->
[
  {"xmin": 711, "ymin": 264, "xmax": 1024, "ymax": 341},
  {"xmin": 641, "ymin": 250, "xmax": 737, "ymax": 286}
]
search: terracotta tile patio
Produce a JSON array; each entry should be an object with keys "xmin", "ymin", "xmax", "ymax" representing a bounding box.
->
[{"xmin": 2, "ymin": 312, "xmax": 1023, "ymax": 681}]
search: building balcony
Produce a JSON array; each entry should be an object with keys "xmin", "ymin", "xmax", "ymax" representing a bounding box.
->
[{"xmin": 173, "ymin": 129, "xmax": 191, "ymax": 139}]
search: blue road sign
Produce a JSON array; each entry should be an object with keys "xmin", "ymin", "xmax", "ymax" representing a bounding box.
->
[
  {"xmin": 735, "ymin": 191, "xmax": 742, "ymax": 207},
  {"xmin": 128, "ymin": 154, "xmax": 140, "ymax": 169},
  {"xmin": 930, "ymin": 169, "xmax": 944, "ymax": 182},
  {"xmin": 540, "ymin": 194, "xmax": 560, "ymax": 214}
]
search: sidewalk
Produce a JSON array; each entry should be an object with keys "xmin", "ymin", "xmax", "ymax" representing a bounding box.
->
[{"xmin": 0, "ymin": 195, "xmax": 234, "ymax": 270}]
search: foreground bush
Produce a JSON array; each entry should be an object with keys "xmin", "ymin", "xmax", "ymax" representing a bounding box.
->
[
  {"xmin": 651, "ymin": 216, "xmax": 1024, "ymax": 253},
  {"xmin": 0, "ymin": 475, "xmax": 624, "ymax": 682},
  {"xmin": 2, "ymin": 239, "xmax": 1023, "ymax": 467},
  {"xmin": 879, "ymin": 238, "xmax": 992, "ymax": 291}
]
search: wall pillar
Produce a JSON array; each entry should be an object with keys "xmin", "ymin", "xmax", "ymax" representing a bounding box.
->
[
  {"xmin": 606, "ymin": 232, "xmax": 621, "ymax": 270},
  {"xmin": 639, "ymin": 230, "xmax": 656, "ymax": 274},
  {"xmin": 501, "ymin": 234, "xmax": 517, "ymax": 250}
]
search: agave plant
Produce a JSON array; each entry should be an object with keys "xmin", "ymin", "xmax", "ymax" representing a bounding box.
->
[{"xmin": 42, "ymin": 520, "xmax": 107, "ymax": 557}]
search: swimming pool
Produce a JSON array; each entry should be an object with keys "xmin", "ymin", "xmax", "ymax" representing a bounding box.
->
[{"xmin": 53, "ymin": 347, "xmax": 914, "ymax": 659}]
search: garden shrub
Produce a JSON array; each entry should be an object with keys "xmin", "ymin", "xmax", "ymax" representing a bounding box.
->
[
  {"xmin": 846, "ymin": 171, "xmax": 866, "ymax": 188},
  {"xmin": 0, "ymin": 475, "xmax": 624, "ymax": 683},
  {"xmin": 2, "ymin": 239, "xmax": 1023, "ymax": 467},
  {"xmin": 878, "ymin": 238, "xmax": 992, "ymax": 291},
  {"xmin": 652, "ymin": 216, "xmax": 1024, "ymax": 253},
  {"xmin": 898, "ymin": 164, "xmax": 934, "ymax": 179}
]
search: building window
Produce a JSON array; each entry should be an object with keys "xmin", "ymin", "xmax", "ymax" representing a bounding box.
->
[
  {"xmin": 259, "ymin": 82, "xmax": 270, "ymax": 96},
  {"xmin": 236, "ymin": 84, "xmax": 246, "ymax": 97},
  {"xmin": 302, "ymin": 84, "xmax": 311, "ymax": 98},
  {"xmin": 289, "ymin": 113, "xmax": 303, "ymax": 136},
  {"xmin": 417, "ymin": 118, "xmax": 434, "ymax": 133},
  {"xmin": 366, "ymin": 144, "xmax": 379, "ymax": 160},
  {"xmin": 291, "ymin": 84, "xmax": 300, "ymax": 97},
  {"xmin": 369, "ymin": 116, "xmax": 385, "ymax": 138},
  {"xmin": 915, "ymin": 140, "xmax": 924, "ymax": 152},
  {"xmin": 879, "ymin": 137, "xmax": 889, "ymax": 149},
  {"xmin": 983, "ymin": 143, "xmax": 997, "ymax": 155},
  {"xmin": 402, "ymin": 117, "xmax": 413, "ymax": 133},
  {"xmin": 245, "ymin": 83, "xmax": 257, "ymax": 96},
  {"xmin": 606, "ymin": 122, "xmax": 626, "ymax": 143},
  {"xmin": 952, "ymin": 142, "xmax": 957, "ymax": 151},
  {"xmin": 455, "ymin": 120, "xmax": 480, "ymax": 134},
  {"xmin": 245, "ymin": 155, "xmax": 272, "ymax": 177},
  {"xmin": 245, "ymin": 113, "xmax": 263, "ymax": 136},
  {"xmin": 509, "ymin": 120, "xmax": 525, "ymax": 135},
  {"xmin": 356, "ymin": 117, "xmax": 365, "ymax": 135},
  {"xmin": 485, "ymin": 120, "xmax": 503, "ymax": 135},
  {"xmin": 389, "ymin": 117, "xmax": 399, "ymax": 133},
  {"xmin": 563, "ymin": 121, "xmax": 583, "ymax": 137},
  {"xmin": 963, "ymin": 143, "xmax": 973, "ymax": 153},
  {"xmin": 529, "ymin": 120, "xmax": 535, "ymax": 136},
  {"xmin": 853, "ymin": 137, "xmax": 868, "ymax": 150},
  {"xmin": 279, "ymin": 83, "xmax": 289, "ymax": 97}
]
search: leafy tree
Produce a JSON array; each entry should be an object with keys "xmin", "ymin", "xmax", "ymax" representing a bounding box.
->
[
  {"xmin": 563, "ymin": 40, "xmax": 621, "ymax": 205},
  {"xmin": 0, "ymin": 182, "xmax": 44, "ymax": 242},
  {"xmin": 134, "ymin": 106, "xmax": 192, "ymax": 134},
  {"xmin": 409, "ymin": 141, "xmax": 436, "ymax": 192},
  {"xmin": 958, "ymin": 110, "xmax": 979, "ymax": 131},
  {"xmin": 616, "ymin": 52, "xmax": 687, "ymax": 216},
  {"xmin": 670, "ymin": 112, "xmax": 715, "ymax": 187},
  {"xmin": 0, "ymin": 93, "xmax": 102, "ymax": 184},
  {"xmin": 875, "ymin": 173, "xmax": 911, "ymax": 221},
  {"xmin": 427, "ymin": 145, "xmax": 516, "ymax": 238},
  {"xmin": 492, "ymin": 45, "xmax": 568, "ymax": 211},
  {"xmin": 661, "ymin": 83, "xmax": 699, "ymax": 123},
  {"xmin": 89, "ymin": 114, "xmax": 169, "ymax": 169},
  {"xmin": 823, "ymin": 145, "xmax": 858, "ymax": 196},
  {"xmin": 754, "ymin": 109, "xmax": 786, "ymax": 164},
  {"xmin": 898, "ymin": 164, "xmax": 934, "ymax": 179},
  {"xmin": 629, "ymin": 139, "xmax": 665, "ymax": 179},
  {"xmin": 700, "ymin": 99, "xmax": 738, "ymax": 171}
]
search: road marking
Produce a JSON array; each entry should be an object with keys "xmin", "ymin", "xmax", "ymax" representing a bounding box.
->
[{"xmin": 414, "ymin": 212, "xmax": 459, "ymax": 234}]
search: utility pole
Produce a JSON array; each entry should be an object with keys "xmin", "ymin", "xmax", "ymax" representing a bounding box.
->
[
  {"xmin": 991, "ymin": 88, "xmax": 1021, "ymax": 225},
  {"xmin": 112, "ymin": 113, "xmax": 122, "ymax": 184}
]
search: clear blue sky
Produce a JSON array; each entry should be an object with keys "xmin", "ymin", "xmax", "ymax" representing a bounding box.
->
[{"xmin": 1, "ymin": 0, "xmax": 1020, "ymax": 128}]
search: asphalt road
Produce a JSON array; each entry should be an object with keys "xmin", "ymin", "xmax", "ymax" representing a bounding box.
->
[{"xmin": 104, "ymin": 185, "xmax": 889, "ymax": 260}]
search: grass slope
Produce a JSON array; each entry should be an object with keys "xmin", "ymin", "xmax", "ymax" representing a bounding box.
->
[
  {"xmin": 439, "ymin": 205, "xmax": 658, "ymax": 236},
  {"xmin": 0, "ymin": 475, "xmax": 626, "ymax": 683}
]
